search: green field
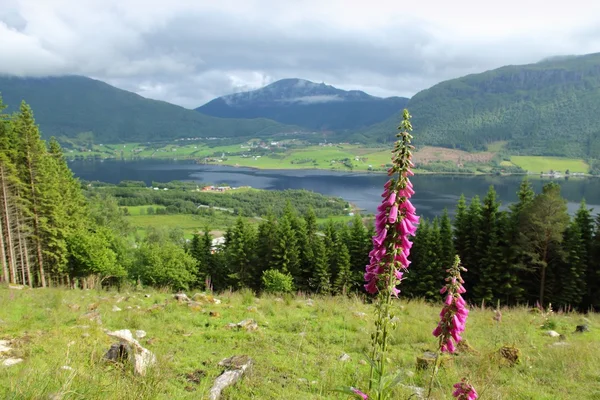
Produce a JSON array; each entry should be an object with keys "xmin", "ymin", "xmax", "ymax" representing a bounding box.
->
[
  {"xmin": 1, "ymin": 287, "xmax": 599, "ymax": 399},
  {"xmin": 510, "ymin": 156, "xmax": 589, "ymax": 173}
]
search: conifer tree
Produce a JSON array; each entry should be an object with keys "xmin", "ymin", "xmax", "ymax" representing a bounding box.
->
[
  {"xmin": 13, "ymin": 102, "xmax": 49, "ymax": 286},
  {"xmin": 256, "ymin": 212, "xmax": 278, "ymax": 274},
  {"xmin": 573, "ymin": 200, "xmax": 596, "ymax": 309},
  {"xmin": 271, "ymin": 214, "xmax": 300, "ymax": 279},
  {"xmin": 555, "ymin": 221, "xmax": 586, "ymax": 307},
  {"xmin": 461, "ymin": 195, "xmax": 482, "ymax": 298},
  {"xmin": 473, "ymin": 186, "xmax": 502, "ymax": 303},
  {"xmin": 453, "ymin": 194, "xmax": 469, "ymax": 262},
  {"xmin": 439, "ymin": 208, "xmax": 455, "ymax": 269},
  {"xmin": 347, "ymin": 214, "xmax": 370, "ymax": 286},
  {"xmin": 311, "ymin": 236, "xmax": 331, "ymax": 293},
  {"xmin": 333, "ymin": 240, "xmax": 352, "ymax": 295},
  {"xmin": 224, "ymin": 217, "xmax": 257, "ymax": 289},
  {"xmin": 519, "ymin": 183, "xmax": 570, "ymax": 306}
]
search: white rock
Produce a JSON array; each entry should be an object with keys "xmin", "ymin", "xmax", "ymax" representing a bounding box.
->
[
  {"xmin": 61, "ymin": 365, "xmax": 74, "ymax": 371},
  {"xmin": 0, "ymin": 340, "xmax": 11, "ymax": 354},
  {"xmin": 338, "ymin": 353, "xmax": 351, "ymax": 362},
  {"xmin": 135, "ymin": 330, "xmax": 147, "ymax": 339},
  {"xmin": 209, "ymin": 356, "xmax": 253, "ymax": 400},
  {"xmin": 546, "ymin": 330, "xmax": 560, "ymax": 337},
  {"xmin": 105, "ymin": 329, "xmax": 156, "ymax": 376},
  {"xmin": 2, "ymin": 358, "xmax": 23, "ymax": 367},
  {"xmin": 112, "ymin": 306, "xmax": 122, "ymax": 312}
]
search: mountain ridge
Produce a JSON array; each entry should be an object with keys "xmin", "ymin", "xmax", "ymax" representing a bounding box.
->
[
  {"xmin": 0, "ymin": 75, "xmax": 299, "ymax": 143},
  {"xmin": 196, "ymin": 78, "xmax": 409, "ymax": 131},
  {"xmin": 356, "ymin": 52, "xmax": 600, "ymax": 159}
]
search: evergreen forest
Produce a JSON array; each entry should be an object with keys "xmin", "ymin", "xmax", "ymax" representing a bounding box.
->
[{"xmin": 1, "ymin": 98, "xmax": 600, "ymax": 312}]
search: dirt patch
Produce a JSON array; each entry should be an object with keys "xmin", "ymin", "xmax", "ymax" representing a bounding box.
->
[{"xmin": 413, "ymin": 146, "xmax": 495, "ymax": 165}]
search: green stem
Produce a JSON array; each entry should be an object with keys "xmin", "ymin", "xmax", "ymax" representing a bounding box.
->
[{"xmin": 426, "ymin": 350, "xmax": 440, "ymax": 399}]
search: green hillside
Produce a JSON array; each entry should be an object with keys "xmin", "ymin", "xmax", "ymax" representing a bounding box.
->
[
  {"xmin": 356, "ymin": 53, "xmax": 600, "ymax": 158},
  {"xmin": 0, "ymin": 75, "xmax": 298, "ymax": 143}
]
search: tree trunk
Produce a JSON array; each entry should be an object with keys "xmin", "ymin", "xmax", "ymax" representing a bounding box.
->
[
  {"xmin": 23, "ymin": 236, "xmax": 32, "ymax": 287},
  {"xmin": 0, "ymin": 166, "xmax": 17, "ymax": 284},
  {"xmin": 539, "ymin": 236, "xmax": 550, "ymax": 307},
  {"xmin": 0, "ymin": 213, "xmax": 7, "ymax": 283},
  {"xmin": 25, "ymin": 157, "xmax": 46, "ymax": 288}
]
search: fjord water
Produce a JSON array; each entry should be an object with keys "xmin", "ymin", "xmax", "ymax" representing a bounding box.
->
[{"xmin": 69, "ymin": 160, "xmax": 600, "ymax": 219}]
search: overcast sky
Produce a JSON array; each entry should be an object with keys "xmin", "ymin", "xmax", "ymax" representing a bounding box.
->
[{"xmin": 1, "ymin": 0, "xmax": 600, "ymax": 108}]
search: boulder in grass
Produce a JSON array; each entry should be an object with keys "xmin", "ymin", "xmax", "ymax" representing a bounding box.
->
[
  {"xmin": 104, "ymin": 329, "xmax": 156, "ymax": 376},
  {"xmin": 208, "ymin": 355, "xmax": 253, "ymax": 400}
]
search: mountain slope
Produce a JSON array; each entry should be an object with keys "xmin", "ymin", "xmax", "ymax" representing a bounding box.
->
[
  {"xmin": 0, "ymin": 75, "xmax": 297, "ymax": 143},
  {"xmin": 196, "ymin": 78, "xmax": 408, "ymax": 131},
  {"xmin": 357, "ymin": 53, "xmax": 600, "ymax": 158}
]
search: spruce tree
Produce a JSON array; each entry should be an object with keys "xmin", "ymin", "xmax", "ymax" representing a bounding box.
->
[
  {"xmin": 256, "ymin": 212, "xmax": 278, "ymax": 286},
  {"xmin": 519, "ymin": 183, "xmax": 570, "ymax": 306},
  {"xmin": 224, "ymin": 217, "xmax": 257, "ymax": 289},
  {"xmin": 348, "ymin": 213, "xmax": 369, "ymax": 286},
  {"xmin": 333, "ymin": 240, "xmax": 352, "ymax": 295},
  {"xmin": 574, "ymin": 200, "xmax": 596, "ymax": 309},
  {"xmin": 13, "ymin": 102, "xmax": 49, "ymax": 286},
  {"xmin": 271, "ymin": 215, "xmax": 300, "ymax": 279},
  {"xmin": 453, "ymin": 194, "xmax": 469, "ymax": 262},
  {"xmin": 461, "ymin": 195, "xmax": 482, "ymax": 298},
  {"xmin": 311, "ymin": 236, "xmax": 331, "ymax": 293},
  {"xmin": 439, "ymin": 208, "xmax": 455, "ymax": 269},
  {"xmin": 555, "ymin": 221, "xmax": 586, "ymax": 307},
  {"xmin": 473, "ymin": 186, "xmax": 501, "ymax": 304}
]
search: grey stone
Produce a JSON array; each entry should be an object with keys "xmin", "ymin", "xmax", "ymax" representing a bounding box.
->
[{"xmin": 208, "ymin": 355, "xmax": 253, "ymax": 400}]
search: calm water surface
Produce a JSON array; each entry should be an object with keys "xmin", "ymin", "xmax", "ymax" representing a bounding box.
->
[{"xmin": 69, "ymin": 160, "xmax": 600, "ymax": 219}]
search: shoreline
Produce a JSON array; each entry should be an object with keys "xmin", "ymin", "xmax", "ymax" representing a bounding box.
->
[{"xmin": 67, "ymin": 157, "xmax": 598, "ymax": 178}]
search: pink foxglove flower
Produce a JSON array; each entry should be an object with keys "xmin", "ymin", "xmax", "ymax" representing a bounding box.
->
[
  {"xmin": 452, "ymin": 378, "xmax": 478, "ymax": 400},
  {"xmin": 364, "ymin": 111, "xmax": 419, "ymax": 296},
  {"xmin": 351, "ymin": 387, "xmax": 368, "ymax": 399},
  {"xmin": 433, "ymin": 256, "xmax": 469, "ymax": 353}
]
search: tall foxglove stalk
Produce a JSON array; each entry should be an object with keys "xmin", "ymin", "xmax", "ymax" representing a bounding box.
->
[{"xmin": 365, "ymin": 109, "xmax": 418, "ymax": 397}]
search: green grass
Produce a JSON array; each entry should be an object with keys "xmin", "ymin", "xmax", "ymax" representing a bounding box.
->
[
  {"xmin": 511, "ymin": 156, "xmax": 589, "ymax": 173},
  {"xmin": 1, "ymin": 287, "xmax": 599, "ymax": 399},
  {"xmin": 124, "ymin": 212, "xmax": 258, "ymax": 239},
  {"xmin": 486, "ymin": 141, "xmax": 508, "ymax": 152}
]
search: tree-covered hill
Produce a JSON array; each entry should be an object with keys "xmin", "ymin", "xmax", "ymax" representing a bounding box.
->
[
  {"xmin": 356, "ymin": 53, "xmax": 600, "ymax": 158},
  {"xmin": 0, "ymin": 75, "xmax": 298, "ymax": 143}
]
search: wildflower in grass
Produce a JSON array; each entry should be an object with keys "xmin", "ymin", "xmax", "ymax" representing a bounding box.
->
[
  {"xmin": 433, "ymin": 255, "xmax": 469, "ymax": 353},
  {"xmin": 351, "ymin": 387, "xmax": 369, "ymax": 399},
  {"xmin": 365, "ymin": 109, "xmax": 418, "ymax": 399},
  {"xmin": 452, "ymin": 378, "xmax": 478, "ymax": 400},
  {"xmin": 364, "ymin": 109, "xmax": 418, "ymax": 297}
]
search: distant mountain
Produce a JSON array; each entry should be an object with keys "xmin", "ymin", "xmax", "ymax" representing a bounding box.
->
[
  {"xmin": 356, "ymin": 53, "xmax": 600, "ymax": 159},
  {"xmin": 0, "ymin": 75, "xmax": 297, "ymax": 143},
  {"xmin": 196, "ymin": 78, "xmax": 409, "ymax": 131}
]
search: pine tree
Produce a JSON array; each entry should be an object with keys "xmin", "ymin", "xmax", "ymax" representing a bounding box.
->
[
  {"xmin": 224, "ymin": 217, "xmax": 257, "ymax": 289},
  {"xmin": 348, "ymin": 213, "xmax": 369, "ymax": 287},
  {"xmin": 271, "ymin": 215, "xmax": 300, "ymax": 279},
  {"xmin": 439, "ymin": 208, "xmax": 455, "ymax": 269},
  {"xmin": 555, "ymin": 221, "xmax": 586, "ymax": 307},
  {"xmin": 591, "ymin": 215, "xmax": 600, "ymax": 309},
  {"xmin": 461, "ymin": 195, "xmax": 482, "ymax": 298},
  {"xmin": 256, "ymin": 212, "xmax": 278, "ymax": 275},
  {"xmin": 505, "ymin": 178, "xmax": 536, "ymax": 304},
  {"xmin": 473, "ymin": 186, "xmax": 501, "ymax": 304},
  {"xmin": 333, "ymin": 240, "xmax": 352, "ymax": 295},
  {"xmin": 453, "ymin": 194, "xmax": 469, "ymax": 262},
  {"xmin": 311, "ymin": 236, "xmax": 331, "ymax": 293},
  {"xmin": 519, "ymin": 183, "xmax": 570, "ymax": 306},
  {"xmin": 573, "ymin": 200, "xmax": 596, "ymax": 309},
  {"xmin": 13, "ymin": 102, "xmax": 49, "ymax": 286}
]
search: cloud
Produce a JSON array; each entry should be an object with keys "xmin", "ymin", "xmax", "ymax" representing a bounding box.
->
[{"xmin": 1, "ymin": 0, "xmax": 600, "ymax": 108}]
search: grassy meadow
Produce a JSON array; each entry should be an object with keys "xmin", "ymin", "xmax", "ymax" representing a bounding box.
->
[
  {"xmin": 509, "ymin": 156, "xmax": 589, "ymax": 174},
  {"xmin": 1, "ymin": 287, "xmax": 599, "ymax": 399}
]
